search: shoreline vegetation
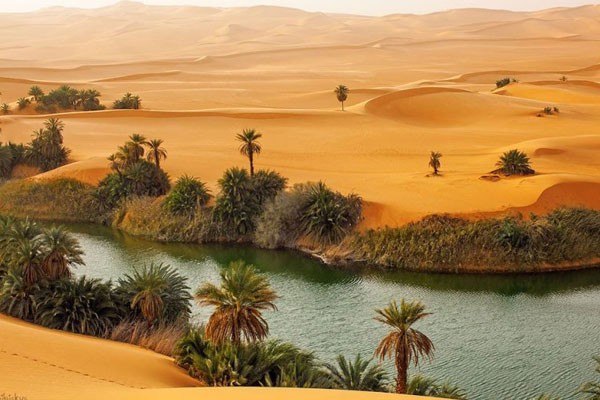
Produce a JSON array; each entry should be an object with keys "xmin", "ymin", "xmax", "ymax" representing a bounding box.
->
[{"xmin": 1, "ymin": 117, "xmax": 600, "ymax": 274}]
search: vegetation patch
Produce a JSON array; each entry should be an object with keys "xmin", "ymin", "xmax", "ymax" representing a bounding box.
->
[{"xmin": 348, "ymin": 208, "xmax": 600, "ymax": 273}]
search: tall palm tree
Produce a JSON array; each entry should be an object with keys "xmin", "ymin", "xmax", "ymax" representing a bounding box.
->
[
  {"xmin": 38, "ymin": 226, "xmax": 85, "ymax": 280},
  {"xmin": 374, "ymin": 299, "xmax": 435, "ymax": 394},
  {"xmin": 236, "ymin": 129, "xmax": 262, "ymax": 176},
  {"xmin": 493, "ymin": 149, "xmax": 535, "ymax": 176},
  {"xmin": 334, "ymin": 84, "xmax": 349, "ymax": 111},
  {"xmin": 13, "ymin": 238, "xmax": 45, "ymax": 287},
  {"xmin": 44, "ymin": 118, "xmax": 65, "ymax": 142},
  {"xmin": 28, "ymin": 86, "xmax": 45, "ymax": 102},
  {"xmin": 429, "ymin": 151, "xmax": 442, "ymax": 175},
  {"xmin": 127, "ymin": 134, "xmax": 148, "ymax": 162},
  {"xmin": 325, "ymin": 354, "xmax": 390, "ymax": 392},
  {"xmin": 146, "ymin": 138, "xmax": 167, "ymax": 168},
  {"xmin": 195, "ymin": 260, "xmax": 278, "ymax": 344}
]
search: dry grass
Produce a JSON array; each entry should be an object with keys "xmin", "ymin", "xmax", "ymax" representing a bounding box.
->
[{"xmin": 109, "ymin": 320, "xmax": 187, "ymax": 356}]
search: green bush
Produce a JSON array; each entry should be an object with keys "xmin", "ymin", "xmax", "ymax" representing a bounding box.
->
[
  {"xmin": 300, "ymin": 182, "xmax": 362, "ymax": 246},
  {"xmin": 35, "ymin": 276, "xmax": 123, "ymax": 336},
  {"xmin": 164, "ymin": 175, "xmax": 211, "ymax": 216},
  {"xmin": 174, "ymin": 328, "xmax": 329, "ymax": 387},
  {"xmin": 95, "ymin": 160, "xmax": 170, "ymax": 210}
]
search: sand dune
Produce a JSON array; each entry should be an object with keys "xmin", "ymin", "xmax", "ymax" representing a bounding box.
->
[
  {"xmin": 1, "ymin": 2, "xmax": 600, "ymax": 227},
  {"xmin": 0, "ymin": 314, "xmax": 432, "ymax": 400}
]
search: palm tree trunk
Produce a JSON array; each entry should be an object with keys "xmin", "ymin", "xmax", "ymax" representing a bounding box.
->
[
  {"xmin": 342, "ymin": 101, "xmax": 345, "ymax": 111},
  {"xmin": 249, "ymin": 151, "xmax": 254, "ymax": 176},
  {"xmin": 396, "ymin": 354, "xmax": 408, "ymax": 394},
  {"xmin": 155, "ymin": 154, "xmax": 160, "ymax": 169}
]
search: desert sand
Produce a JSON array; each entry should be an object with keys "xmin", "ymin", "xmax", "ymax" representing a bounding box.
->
[
  {"xmin": 0, "ymin": 314, "xmax": 429, "ymax": 400},
  {"xmin": 1, "ymin": 2, "xmax": 600, "ymax": 229}
]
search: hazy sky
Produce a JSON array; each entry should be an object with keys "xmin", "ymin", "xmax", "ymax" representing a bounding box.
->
[{"xmin": 3, "ymin": 0, "xmax": 596, "ymax": 15}]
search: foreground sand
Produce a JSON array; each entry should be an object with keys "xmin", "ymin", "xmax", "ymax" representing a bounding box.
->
[
  {"xmin": 0, "ymin": 314, "xmax": 429, "ymax": 400},
  {"xmin": 1, "ymin": 3, "xmax": 600, "ymax": 227}
]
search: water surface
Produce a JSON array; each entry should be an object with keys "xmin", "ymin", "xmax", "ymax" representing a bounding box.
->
[{"xmin": 68, "ymin": 224, "xmax": 600, "ymax": 400}]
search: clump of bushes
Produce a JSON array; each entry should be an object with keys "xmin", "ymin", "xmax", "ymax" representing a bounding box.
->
[
  {"xmin": 349, "ymin": 208, "xmax": 600, "ymax": 272},
  {"xmin": 26, "ymin": 85, "xmax": 106, "ymax": 114},
  {"xmin": 96, "ymin": 135, "xmax": 170, "ymax": 210},
  {"xmin": 254, "ymin": 182, "xmax": 361, "ymax": 249},
  {"xmin": 113, "ymin": 92, "xmax": 142, "ymax": 109},
  {"xmin": 496, "ymin": 77, "xmax": 518, "ymax": 89}
]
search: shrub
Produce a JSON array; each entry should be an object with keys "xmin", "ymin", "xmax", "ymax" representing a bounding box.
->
[
  {"xmin": 35, "ymin": 276, "xmax": 123, "ymax": 336},
  {"xmin": 300, "ymin": 182, "xmax": 362, "ymax": 245},
  {"xmin": 250, "ymin": 169, "xmax": 287, "ymax": 205},
  {"xmin": 408, "ymin": 375, "xmax": 467, "ymax": 399},
  {"xmin": 164, "ymin": 175, "xmax": 211, "ymax": 216},
  {"xmin": 1, "ymin": 103, "xmax": 9, "ymax": 114},
  {"xmin": 492, "ymin": 149, "xmax": 535, "ymax": 176},
  {"xmin": 17, "ymin": 97, "xmax": 31, "ymax": 110},
  {"xmin": 496, "ymin": 77, "xmax": 514, "ymax": 89},
  {"xmin": 214, "ymin": 167, "xmax": 258, "ymax": 236},
  {"xmin": 0, "ymin": 268, "xmax": 40, "ymax": 321},
  {"xmin": 117, "ymin": 262, "xmax": 192, "ymax": 325},
  {"xmin": 254, "ymin": 187, "xmax": 309, "ymax": 249}
]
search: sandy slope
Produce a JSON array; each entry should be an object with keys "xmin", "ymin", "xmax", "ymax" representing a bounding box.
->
[
  {"xmin": 1, "ymin": 2, "xmax": 600, "ymax": 227},
  {"xmin": 0, "ymin": 314, "xmax": 430, "ymax": 400}
]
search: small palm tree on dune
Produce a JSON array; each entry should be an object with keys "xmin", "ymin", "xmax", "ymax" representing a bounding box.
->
[
  {"xmin": 195, "ymin": 260, "xmax": 278, "ymax": 345},
  {"xmin": 492, "ymin": 149, "xmax": 535, "ymax": 176},
  {"xmin": 236, "ymin": 129, "xmax": 262, "ymax": 176},
  {"xmin": 334, "ymin": 84, "xmax": 349, "ymax": 111},
  {"xmin": 374, "ymin": 299, "xmax": 435, "ymax": 394},
  {"xmin": 429, "ymin": 151, "xmax": 442, "ymax": 175},
  {"xmin": 146, "ymin": 138, "xmax": 167, "ymax": 169}
]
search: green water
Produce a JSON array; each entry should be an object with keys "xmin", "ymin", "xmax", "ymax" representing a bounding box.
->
[{"xmin": 67, "ymin": 224, "xmax": 600, "ymax": 400}]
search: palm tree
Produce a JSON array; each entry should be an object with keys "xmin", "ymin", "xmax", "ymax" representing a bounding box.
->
[
  {"xmin": 1, "ymin": 103, "xmax": 9, "ymax": 114},
  {"xmin": 107, "ymin": 153, "xmax": 123, "ymax": 177},
  {"xmin": 374, "ymin": 299, "xmax": 435, "ymax": 394},
  {"xmin": 17, "ymin": 97, "xmax": 31, "ymax": 110},
  {"xmin": 195, "ymin": 260, "xmax": 278, "ymax": 344},
  {"xmin": 493, "ymin": 149, "xmax": 535, "ymax": 176},
  {"xmin": 28, "ymin": 86, "xmax": 44, "ymax": 102},
  {"xmin": 408, "ymin": 375, "xmax": 467, "ymax": 399},
  {"xmin": 325, "ymin": 354, "xmax": 390, "ymax": 392},
  {"xmin": 119, "ymin": 263, "xmax": 191, "ymax": 325},
  {"xmin": 334, "ymin": 84, "xmax": 349, "ymax": 111},
  {"xmin": 146, "ymin": 138, "xmax": 167, "ymax": 168},
  {"xmin": 236, "ymin": 129, "xmax": 262, "ymax": 176},
  {"xmin": 44, "ymin": 117, "xmax": 65, "ymax": 141},
  {"xmin": 13, "ymin": 238, "xmax": 45, "ymax": 287},
  {"xmin": 127, "ymin": 133, "xmax": 148, "ymax": 162},
  {"xmin": 429, "ymin": 151, "xmax": 442, "ymax": 175},
  {"xmin": 38, "ymin": 226, "xmax": 85, "ymax": 280}
]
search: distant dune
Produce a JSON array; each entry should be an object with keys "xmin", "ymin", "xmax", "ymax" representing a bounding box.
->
[{"xmin": 1, "ymin": 1, "xmax": 600, "ymax": 228}]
